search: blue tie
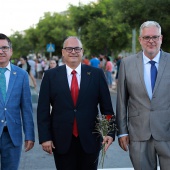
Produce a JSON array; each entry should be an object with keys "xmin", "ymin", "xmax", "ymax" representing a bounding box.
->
[
  {"xmin": 0, "ymin": 68, "xmax": 7, "ymax": 101},
  {"xmin": 149, "ymin": 61, "xmax": 157, "ymax": 92}
]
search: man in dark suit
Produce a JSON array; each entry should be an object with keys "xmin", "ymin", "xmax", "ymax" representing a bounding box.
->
[
  {"xmin": 37, "ymin": 36, "xmax": 115, "ymax": 170},
  {"xmin": 0, "ymin": 33, "xmax": 35, "ymax": 170},
  {"xmin": 116, "ymin": 21, "xmax": 170, "ymax": 170}
]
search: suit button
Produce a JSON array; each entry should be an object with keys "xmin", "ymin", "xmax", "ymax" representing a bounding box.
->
[
  {"xmin": 4, "ymin": 108, "xmax": 7, "ymax": 110},
  {"xmin": 1, "ymin": 120, "xmax": 4, "ymax": 123},
  {"xmin": 150, "ymin": 109, "xmax": 154, "ymax": 111},
  {"xmin": 74, "ymin": 109, "xmax": 77, "ymax": 112}
]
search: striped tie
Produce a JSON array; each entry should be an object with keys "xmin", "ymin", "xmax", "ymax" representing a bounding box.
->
[{"xmin": 0, "ymin": 68, "xmax": 7, "ymax": 101}]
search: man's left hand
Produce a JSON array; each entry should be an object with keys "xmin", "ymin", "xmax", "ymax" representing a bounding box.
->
[
  {"xmin": 25, "ymin": 140, "xmax": 34, "ymax": 152},
  {"xmin": 102, "ymin": 136, "xmax": 113, "ymax": 152}
]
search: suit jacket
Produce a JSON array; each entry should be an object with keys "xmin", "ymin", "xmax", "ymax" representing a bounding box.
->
[
  {"xmin": 37, "ymin": 64, "xmax": 115, "ymax": 154},
  {"xmin": 116, "ymin": 50, "xmax": 170, "ymax": 141},
  {"xmin": 0, "ymin": 63, "xmax": 35, "ymax": 146}
]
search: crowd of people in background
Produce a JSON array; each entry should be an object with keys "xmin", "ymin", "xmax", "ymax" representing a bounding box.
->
[{"xmin": 12, "ymin": 52, "xmax": 122, "ymax": 91}]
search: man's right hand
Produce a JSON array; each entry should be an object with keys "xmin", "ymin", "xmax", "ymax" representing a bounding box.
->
[
  {"xmin": 118, "ymin": 136, "xmax": 129, "ymax": 151},
  {"xmin": 41, "ymin": 141, "xmax": 55, "ymax": 154}
]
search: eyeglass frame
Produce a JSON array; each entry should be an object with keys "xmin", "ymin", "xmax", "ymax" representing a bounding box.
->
[
  {"xmin": 0, "ymin": 46, "xmax": 11, "ymax": 52},
  {"xmin": 142, "ymin": 35, "xmax": 160, "ymax": 42},
  {"xmin": 63, "ymin": 47, "xmax": 83, "ymax": 53}
]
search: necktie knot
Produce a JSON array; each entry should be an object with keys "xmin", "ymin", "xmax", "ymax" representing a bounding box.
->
[
  {"xmin": 149, "ymin": 60, "xmax": 156, "ymax": 66},
  {"xmin": 0, "ymin": 68, "xmax": 7, "ymax": 74},
  {"xmin": 71, "ymin": 70, "xmax": 77, "ymax": 75}
]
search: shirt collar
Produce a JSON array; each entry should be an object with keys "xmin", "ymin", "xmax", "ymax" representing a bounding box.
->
[
  {"xmin": 0, "ymin": 62, "xmax": 11, "ymax": 71},
  {"xmin": 143, "ymin": 51, "xmax": 160, "ymax": 65},
  {"xmin": 6, "ymin": 62, "xmax": 11, "ymax": 71},
  {"xmin": 66, "ymin": 63, "xmax": 81, "ymax": 76}
]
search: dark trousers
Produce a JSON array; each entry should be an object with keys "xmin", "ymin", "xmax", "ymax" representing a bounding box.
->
[{"xmin": 53, "ymin": 135, "xmax": 99, "ymax": 170}]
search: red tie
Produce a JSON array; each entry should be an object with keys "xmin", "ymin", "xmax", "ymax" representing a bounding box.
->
[{"xmin": 71, "ymin": 70, "xmax": 79, "ymax": 137}]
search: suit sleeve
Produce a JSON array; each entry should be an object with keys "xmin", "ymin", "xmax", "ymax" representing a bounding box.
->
[
  {"xmin": 21, "ymin": 71, "xmax": 35, "ymax": 141},
  {"xmin": 37, "ymin": 72, "xmax": 52, "ymax": 144},
  {"xmin": 98, "ymin": 69, "xmax": 116, "ymax": 139},
  {"xmin": 116, "ymin": 59, "xmax": 129, "ymax": 136}
]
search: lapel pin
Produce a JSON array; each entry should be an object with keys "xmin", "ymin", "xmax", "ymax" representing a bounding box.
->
[
  {"xmin": 13, "ymin": 72, "xmax": 16, "ymax": 75},
  {"xmin": 87, "ymin": 72, "xmax": 91, "ymax": 75}
]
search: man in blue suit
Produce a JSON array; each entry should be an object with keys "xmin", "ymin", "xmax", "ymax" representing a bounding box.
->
[
  {"xmin": 37, "ymin": 36, "xmax": 115, "ymax": 170},
  {"xmin": 0, "ymin": 33, "xmax": 35, "ymax": 170}
]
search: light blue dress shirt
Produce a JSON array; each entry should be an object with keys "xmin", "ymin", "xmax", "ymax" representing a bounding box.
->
[{"xmin": 143, "ymin": 51, "xmax": 160, "ymax": 99}]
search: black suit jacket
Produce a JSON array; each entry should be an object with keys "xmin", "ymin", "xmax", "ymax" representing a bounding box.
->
[{"xmin": 37, "ymin": 64, "xmax": 115, "ymax": 154}]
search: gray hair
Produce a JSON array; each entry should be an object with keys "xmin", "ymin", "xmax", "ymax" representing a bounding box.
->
[
  {"xmin": 139, "ymin": 21, "xmax": 161, "ymax": 36},
  {"xmin": 63, "ymin": 36, "xmax": 83, "ymax": 48}
]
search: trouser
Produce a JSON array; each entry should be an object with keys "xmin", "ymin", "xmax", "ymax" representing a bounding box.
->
[
  {"xmin": 0, "ymin": 128, "xmax": 22, "ymax": 170},
  {"xmin": 129, "ymin": 137, "xmax": 170, "ymax": 170}
]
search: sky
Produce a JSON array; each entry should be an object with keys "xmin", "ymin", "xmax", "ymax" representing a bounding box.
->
[{"xmin": 1, "ymin": 0, "xmax": 97, "ymax": 36}]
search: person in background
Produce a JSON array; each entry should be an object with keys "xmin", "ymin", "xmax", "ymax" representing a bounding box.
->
[
  {"xmin": 28, "ymin": 55, "xmax": 36, "ymax": 78},
  {"xmin": 36, "ymin": 60, "xmax": 43, "ymax": 79},
  {"xmin": 48, "ymin": 59, "xmax": 58, "ymax": 69},
  {"xmin": 115, "ymin": 55, "xmax": 122, "ymax": 84},
  {"xmin": 105, "ymin": 56, "xmax": 113, "ymax": 88},
  {"xmin": 0, "ymin": 33, "xmax": 35, "ymax": 170},
  {"xmin": 82, "ymin": 56, "xmax": 90, "ymax": 65},
  {"xmin": 90, "ymin": 54, "xmax": 100, "ymax": 68},
  {"xmin": 37, "ymin": 36, "xmax": 115, "ymax": 170},
  {"xmin": 19, "ymin": 56, "xmax": 37, "ymax": 89},
  {"xmin": 116, "ymin": 21, "xmax": 170, "ymax": 170},
  {"xmin": 99, "ymin": 54, "xmax": 106, "ymax": 71}
]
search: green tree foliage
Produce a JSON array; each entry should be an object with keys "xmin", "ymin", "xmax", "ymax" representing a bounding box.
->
[
  {"xmin": 69, "ymin": 0, "xmax": 131, "ymax": 56},
  {"xmin": 114, "ymin": 0, "xmax": 170, "ymax": 52},
  {"xmin": 10, "ymin": 32, "xmax": 31, "ymax": 59},
  {"xmin": 25, "ymin": 12, "xmax": 76, "ymax": 57},
  {"xmin": 9, "ymin": 0, "xmax": 170, "ymax": 60}
]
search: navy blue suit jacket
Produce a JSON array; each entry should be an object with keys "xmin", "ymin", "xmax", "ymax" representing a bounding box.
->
[{"xmin": 37, "ymin": 64, "xmax": 114, "ymax": 154}]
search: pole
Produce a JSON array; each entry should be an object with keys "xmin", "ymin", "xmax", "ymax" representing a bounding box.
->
[{"xmin": 132, "ymin": 28, "xmax": 136, "ymax": 54}]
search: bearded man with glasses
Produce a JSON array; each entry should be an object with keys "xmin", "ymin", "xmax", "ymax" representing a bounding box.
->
[
  {"xmin": 37, "ymin": 36, "xmax": 115, "ymax": 170},
  {"xmin": 116, "ymin": 21, "xmax": 170, "ymax": 170}
]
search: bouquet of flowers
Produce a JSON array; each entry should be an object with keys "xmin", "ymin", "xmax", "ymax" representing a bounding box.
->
[{"xmin": 94, "ymin": 114, "xmax": 117, "ymax": 168}]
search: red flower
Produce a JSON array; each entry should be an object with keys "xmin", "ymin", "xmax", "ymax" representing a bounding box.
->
[{"xmin": 105, "ymin": 115, "xmax": 112, "ymax": 121}]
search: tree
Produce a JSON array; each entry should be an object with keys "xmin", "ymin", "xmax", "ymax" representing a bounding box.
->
[
  {"xmin": 114, "ymin": 0, "xmax": 170, "ymax": 52},
  {"xmin": 69, "ymin": 0, "xmax": 131, "ymax": 57}
]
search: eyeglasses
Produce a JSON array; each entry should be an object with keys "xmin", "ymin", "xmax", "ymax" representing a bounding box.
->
[
  {"xmin": 63, "ymin": 47, "xmax": 82, "ymax": 53},
  {"xmin": 142, "ymin": 36, "xmax": 160, "ymax": 42},
  {"xmin": 0, "ymin": 46, "xmax": 10, "ymax": 52}
]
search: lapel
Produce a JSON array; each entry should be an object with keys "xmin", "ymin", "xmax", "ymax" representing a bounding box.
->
[
  {"xmin": 153, "ymin": 51, "xmax": 167, "ymax": 95},
  {"xmin": 57, "ymin": 65, "xmax": 73, "ymax": 106},
  {"xmin": 58, "ymin": 64, "xmax": 92, "ymax": 107},
  {"xmin": 136, "ymin": 51, "xmax": 149, "ymax": 97},
  {"xmin": 0, "ymin": 90, "xmax": 4, "ymax": 105},
  {"xmin": 76, "ymin": 64, "xmax": 91, "ymax": 107},
  {"xmin": 5, "ymin": 64, "xmax": 17, "ymax": 105}
]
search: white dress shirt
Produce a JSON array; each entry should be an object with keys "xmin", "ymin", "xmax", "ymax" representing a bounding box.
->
[{"xmin": 66, "ymin": 63, "xmax": 81, "ymax": 89}]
